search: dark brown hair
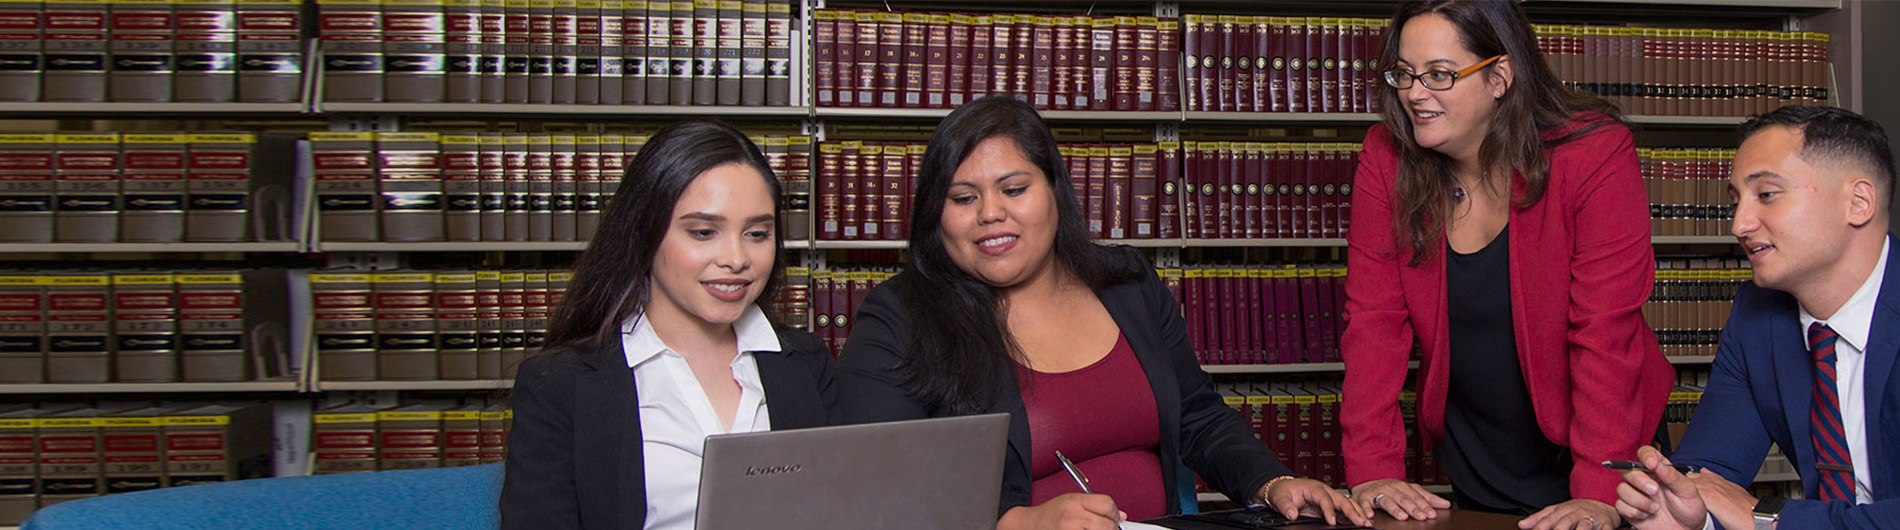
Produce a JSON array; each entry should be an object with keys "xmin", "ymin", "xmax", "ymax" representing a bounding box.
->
[
  {"xmin": 1377, "ymin": 0, "xmax": 1623, "ymax": 264},
  {"xmin": 541, "ymin": 120, "xmax": 784, "ymax": 355}
]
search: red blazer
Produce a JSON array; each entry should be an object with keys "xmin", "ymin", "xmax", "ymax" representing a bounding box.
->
[{"xmin": 1340, "ymin": 116, "xmax": 1674, "ymax": 504}]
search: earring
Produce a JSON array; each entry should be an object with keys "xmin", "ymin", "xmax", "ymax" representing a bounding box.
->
[{"xmin": 1494, "ymin": 93, "xmax": 1503, "ymax": 100}]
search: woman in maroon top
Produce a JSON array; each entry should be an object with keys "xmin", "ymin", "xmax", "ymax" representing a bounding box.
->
[
  {"xmin": 839, "ymin": 96, "xmax": 1369, "ymax": 530},
  {"xmin": 1341, "ymin": 1, "xmax": 1671, "ymax": 529}
]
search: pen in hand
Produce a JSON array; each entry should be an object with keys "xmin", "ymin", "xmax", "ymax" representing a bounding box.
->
[
  {"xmin": 1602, "ymin": 460, "xmax": 1699, "ymax": 474},
  {"xmin": 1056, "ymin": 450, "xmax": 1093, "ymax": 494}
]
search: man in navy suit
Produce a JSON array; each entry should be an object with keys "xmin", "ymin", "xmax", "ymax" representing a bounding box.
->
[{"xmin": 1615, "ymin": 105, "xmax": 1900, "ymax": 530}]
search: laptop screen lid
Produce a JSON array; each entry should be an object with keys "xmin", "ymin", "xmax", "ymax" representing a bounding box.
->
[{"xmin": 694, "ymin": 412, "xmax": 1010, "ymax": 530}]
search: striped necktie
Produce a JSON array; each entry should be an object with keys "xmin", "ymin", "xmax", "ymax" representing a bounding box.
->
[{"xmin": 1808, "ymin": 322, "xmax": 1855, "ymax": 502}]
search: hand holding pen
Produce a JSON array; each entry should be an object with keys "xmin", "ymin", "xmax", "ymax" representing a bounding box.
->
[{"xmin": 991, "ymin": 451, "xmax": 1124, "ymax": 530}]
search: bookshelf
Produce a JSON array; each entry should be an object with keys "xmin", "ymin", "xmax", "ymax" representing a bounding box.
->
[{"xmin": 0, "ymin": 0, "xmax": 1848, "ymax": 522}]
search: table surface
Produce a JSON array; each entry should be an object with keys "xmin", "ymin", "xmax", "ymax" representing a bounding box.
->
[{"xmin": 1371, "ymin": 510, "xmax": 1526, "ymax": 530}]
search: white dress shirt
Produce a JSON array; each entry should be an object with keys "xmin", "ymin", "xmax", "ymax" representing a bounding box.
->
[
  {"xmin": 1797, "ymin": 238, "xmax": 1885, "ymax": 504},
  {"xmin": 622, "ymin": 305, "xmax": 780, "ymax": 530}
]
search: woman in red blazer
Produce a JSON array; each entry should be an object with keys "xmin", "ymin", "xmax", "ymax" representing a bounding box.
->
[{"xmin": 1341, "ymin": 2, "xmax": 1673, "ymax": 530}]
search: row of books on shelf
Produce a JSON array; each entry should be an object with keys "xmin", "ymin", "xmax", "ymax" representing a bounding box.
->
[
  {"xmin": 0, "ymin": 0, "xmax": 303, "ymax": 104},
  {"xmin": 1536, "ymin": 25, "xmax": 1831, "ymax": 118},
  {"xmin": 0, "ymin": 402, "xmax": 273, "ymax": 525},
  {"xmin": 0, "ymin": 269, "xmax": 290, "ymax": 385},
  {"xmin": 316, "ymin": 0, "xmax": 799, "ymax": 105},
  {"xmin": 1180, "ymin": 15, "xmax": 1386, "ymax": 115},
  {"xmin": 1167, "ymin": 265, "xmax": 1345, "ymax": 366},
  {"xmin": 813, "ymin": 9, "xmax": 1181, "ymax": 112},
  {"xmin": 0, "ymin": 133, "xmax": 295, "ymax": 245},
  {"xmin": 313, "ymin": 131, "xmax": 814, "ymax": 243},
  {"xmin": 1645, "ymin": 259, "xmax": 1750, "ymax": 358},
  {"xmin": 309, "ymin": 401, "xmax": 511, "ymax": 475},
  {"xmin": 1643, "ymin": 147, "xmax": 1736, "ymax": 237},
  {"xmin": 311, "ymin": 269, "xmax": 571, "ymax": 382}
]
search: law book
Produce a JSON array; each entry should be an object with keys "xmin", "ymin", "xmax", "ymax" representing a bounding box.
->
[
  {"xmin": 634, "ymin": 0, "xmax": 662, "ymax": 102},
  {"xmin": 1156, "ymin": 142, "xmax": 1178, "ymax": 239},
  {"xmin": 810, "ymin": 8, "xmax": 836, "ymax": 106},
  {"xmin": 761, "ymin": 0, "xmax": 786, "ymax": 105},
  {"xmin": 53, "ymin": 133, "xmax": 119, "ymax": 243},
  {"xmin": 1156, "ymin": 17, "xmax": 1177, "ymax": 111},
  {"xmin": 836, "ymin": 140, "xmax": 860, "ymax": 239},
  {"xmin": 1211, "ymin": 15, "xmax": 1230, "ymax": 112},
  {"xmin": 475, "ymin": 0, "xmax": 505, "ymax": 102},
  {"xmin": 808, "ymin": 269, "xmax": 832, "ymax": 352},
  {"xmin": 1085, "ymin": 145, "xmax": 1107, "ymax": 239},
  {"xmin": 1064, "ymin": 15, "xmax": 1090, "ymax": 109},
  {"xmin": 1024, "ymin": 15, "xmax": 1050, "ymax": 108},
  {"xmin": 1315, "ymin": 18, "xmax": 1336, "ymax": 113},
  {"xmin": 375, "ymin": 132, "xmax": 445, "ymax": 242},
  {"xmin": 311, "ymin": 133, "xmax": 379, "ymax": 242},
  {"xmin": 1315, "ymin": 388, "xmax": 1341, "ymax": 487},
  {"xmin": 1178, "ymin": 142, "xmax": 1199, "ymax": 238},
  {"xmin": 1317, "ymin": 266, "xmax": 1343, "ymax": 362},
  {"xmin": 432, "ymin": 272, "xmax": 478, "ymax": 380},
  {"xmin": 880, "ymin": 142, "xmax": 905, "ymax": 240},
  {"xmin": 519, "ymin": 0, "xmax": 551, "ymax": 103},
  {"xmin": 438, "ymin": 134, "xmax": 481, "ymax": 241},
  {"xmin": 549, "ymin": 135, "xmax": 577, "ymax": 241},
  {"xmin": 855, "ymin": 142, "xmax": 881, "ymax": 239},
  {"xmin": 547, "ymin": 0, "xmax": 579, "ymax": 104},
  {"xmin": 896, "ymin": 12, "xmax": 923, "ymax": 108},
  {"xmin": 662, "ymin": 0, "xmax": 690, "ymax": 104},
  {"xmin": 1231, "ymin": 16, "xmax": 1252, "ymax": 112},
  {"xmin": 1217, "ymin": 267, "xmax": 1237, "ymax": 363},
  {"xmin": 40, "ymin": 0, "xmax": 106, "ymax": 102},
  {"xmin": 106, "ymin": 0, "xmax": 172, "ymax": 102},
  {"xmin": 1008, "ymin": 14, "xmax": 1030, "ymax": 98},
  {"xmin": 1180, "ymin": 15, "xmax": 1201, "ymax": 111},
  {"xmin": 1182, "ymin": 268, "xmax": 1204, "ymax": 356},
  {"xmin": 317, "ymin": 0, "xmax": 384, "ymax": 102},
  {"xmin": 829, "ymin": 9, "xmax": 857, "ymax": 106},
  {"xmin": 1105, "ymin": 145, "xmax": 1131, "ymax": 239},
  {"xmin": 0, "ymin": 275, "xmax": 44, "ymax": 383},
  {"xmin": 475, "ymin": 134, "xmax": 504, "ymax": 240},
  {"xmin": 0, "ymin": 0, "xmax": 41, "ymax": 102},
  {"xmin": 914, "ymin": 12, "xmax": 945, "ymax": 109},
  {"xmin": 381, "ymin": 0, "xmax": 446, "ymax": 103},
  {"xmin": 36, "ymin": 408, "xmax": 105, "ymax": 506},
  {"xmin": 1131, "ymin": 144, "xmax": 1157, "ymax": 239},
  {"xmin": 117, "ymin": 134, "xmax": 187, "ymax": 242},
  {"xmin": 477, "ymin": 404, "xmax": 507, "ymax": 464},
  {"xmin": 684, "ymin": 0, "xmax": 710, "ymax": 104},
  {"xmin": 959, "ymin": 13, "xmax": 988, "ymax": 103},
  {"xmin": 100, "ymin": 407, "xmax": 169, "ymax": 495},
  {"xmin": 1214, "ymin": 141, "xmax": 1233, "ymax": 239},
  {"xmin": 523, "ymin": 270, "xmax": 550, "ymax": 361},
  {"xmin": 178, "ymin": 271, "xmax": 264, "ymax": 382},
  {"xmin": 313, "ymin": 404, "xmax": 383, "ymax": 474},
  {"xmin": 1110, "ymin": 16, "xmax": 1138, "ymax": 110},
  {"xmin": 375, "ymin": 406, "xmax": 443, "ymax": 470},
  {"xmin": 473, "ymin": 270, "xmax": 502, "ymax": 378},
  {"xmin": 372, "ymin": 271, "xmax": 437, "ymax": 381},
  {"xmin": 42, "ymin": 273, "xmax": 108, "ymax": 383},
  {"xmin": 171, "ymin": 0, "xmax": 237, "ymax": 102},
  {"xmin": 1, "ymin": 407, "xmax": 59, "ymax": 523},
  {"xmin": 441, "ymin": 405, "xmax": 483, "ymax": 467},
  {"xmin": 707, "ymin": 0, "xmax": 735, "ymax": 104},
  {"xmin": 597, "ymin": 0, "xmax": 630, "ymax": 104},
  {"xmin": 1087, "ymin": 16, "xmax": 1111, "ymax": 110},
  {"xmin": 162, "ymin": 403, "xmax": 268, "ymax": 485},
  {"xmin": 872, "ymin": 11, "xmax": 898, "ymax": 107},
  {"xmin": 442, "ymin": 0, "xmax": 480, "ymax": 101},
  {"xmin": 827, "ymin": 269, "xmax": 852, "ymax": 352},
  {"xmin": 730, "ymin": 0, "xmax": 758, "ymax": 104},
  {"xmin": 498, "ymin": 270, "xmax": 526, "ymax": 378},
  {"xmin": 572, "ymin": 134, "xmax": 601, "ymax": 240},
  {"xmin": 501, "ymin": 133, "xmax": 529, "ymax": 241},
  {"xmin": 109, "ymin": 272, "xmax": 176, "ymax": 382},
  {"xmin": 312, "ymin": 272, "xmax": 377, "ymax": 381},
  {"xmin": 815, "ymin": 141, "xmax": 841, "ymax": 240}
]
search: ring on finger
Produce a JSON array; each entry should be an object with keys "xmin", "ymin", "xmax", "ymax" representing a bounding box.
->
[
  {"xmin": 1371, "ymin": 494, "xmax": 1387, "ymax": 510},
  {"xmin": 1583, "ymin": 515, "xmax": 1599, "ymax": 530}
]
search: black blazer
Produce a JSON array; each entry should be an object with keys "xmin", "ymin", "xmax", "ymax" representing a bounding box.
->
[
  {"xmin": 499, "ymin": 325, "xmax": 839, "ymax": 530},
  {"xmin": 837, "ymin": 249, "xmax": 1294, "ymax": 516}
]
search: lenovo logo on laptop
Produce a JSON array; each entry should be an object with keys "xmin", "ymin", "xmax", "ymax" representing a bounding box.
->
[{"xmin": 743, "ymin": 465, "xmax": 802, "ymax": 476}]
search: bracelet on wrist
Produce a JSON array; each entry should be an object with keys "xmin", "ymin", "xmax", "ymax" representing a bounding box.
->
[{"xmin": 1257, "ymin": 475, "xmax": 1300, "ymax": 506}]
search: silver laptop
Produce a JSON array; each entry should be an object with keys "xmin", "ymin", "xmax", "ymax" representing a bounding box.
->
[{"xmin": 694, "ymin": 413, "xmax": 1010, "ymax": 530}]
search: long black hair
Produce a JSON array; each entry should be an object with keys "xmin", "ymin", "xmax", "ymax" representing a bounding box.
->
[
  {"xmin": 1377, "ymin": 0, "xmax": 1623, "ymax": 264},
  {"xmin": 898, "ymin": 96, "xmax": 1149, "ymax": 415},
  {"xmin": 541, "ymin": 120, "xmax": 784, "ymax": 355}
]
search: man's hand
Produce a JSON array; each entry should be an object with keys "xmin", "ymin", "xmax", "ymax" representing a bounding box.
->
[
  {"xmin": 1348, "ymin": 478, "xmax": 1451, "ymax": 521},
  {"xmin": 1614, "ymin": 446, "xmax": 1710, "ymax": 530},
  {"xmin": 997, "ymin": 493, "xmax": 1124, "ymax": 530},
  {"xmin": 1688, "ymin": 471, "xmax": 1759, "ymax": 530},
  {"xmin": 1522, "ymin": 499, "xmax": 1620, "ymax": 530}
]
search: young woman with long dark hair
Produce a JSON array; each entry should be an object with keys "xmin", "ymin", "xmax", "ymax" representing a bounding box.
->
[
  {"xmin": 839, "ymin": 96, "xmax": 1368, "ymax": 530},
  {"xmin": 1341, "ymin": 2, "xmax": 1672, "ymax": 529},
  {"xmin": 500, "ymin": 121, "xmax": 837, "ymax": 530}
]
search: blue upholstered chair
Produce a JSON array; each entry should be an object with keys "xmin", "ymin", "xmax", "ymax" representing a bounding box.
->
[{"xmin": 21, "ymin": 464, "xmax": 503, "ymax": 530}]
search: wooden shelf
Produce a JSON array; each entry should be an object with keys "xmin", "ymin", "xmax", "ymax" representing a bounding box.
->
[
  {"xmin": 317, "ymin": 103, "xmax": 810, "ymax": 117},
  {"xmin": 1652, "ymin": 236, "xmax": 1736, "ymax": 245},
  {"xmin": 0, "ymin": 102, "xmax": 308, "ymax": 115},
  {"xmin": 0, "ymin": 381, "xmax": 300, "ymax": 394},
  {"xmin": 0, "ymin": 242, "xmax": 303, "ymax": 254},
  {"xmin": 317, "ymin": 380, "xmax": 514, "ymax": 391}
]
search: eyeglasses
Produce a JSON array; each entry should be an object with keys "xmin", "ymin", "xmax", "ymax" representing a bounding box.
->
[{"xmin": 1383, "ymin": 55, "xmax": 1504, "ymax": 90}]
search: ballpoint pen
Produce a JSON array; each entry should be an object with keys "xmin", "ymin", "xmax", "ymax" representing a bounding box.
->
[
  {"xmin": 1602, "ymin": 460, "xmax": 1700, "ymax": 474},
  {"xmin": 1055, "ymin": 450, "xmax": 1093, "ymax": 494}
]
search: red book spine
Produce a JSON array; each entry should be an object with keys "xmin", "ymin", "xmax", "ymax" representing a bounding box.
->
[
  {"xmin": 1247, "ymin": 269, "xmax": 1266, "ymax": 363},
  {"xmin": 1298, "ymin": 267, "xmax": 1321, "ymax": 360},
  {"xmin": 1085, "ymin": 145, "xmax": 1107, "ymax": 239},
  {"xmin": 813, "ymin": 9, "xmax": 836, "ymax": 106},
  {"xmin": 1242, "ymin": 143, "xmax": 1261, "ymax": 239},
  {"xmin": 816, "ymin": 141, "xmax": 841, "ymax": 240},
  {"xmin": 1274, "ymin": 268, "xmax": 1298, "ymax": 363},
  {"xmin": 1318, "ymin": 144, "xmax": 1339, "ymax": 238},
  {"xmin": 837, "ymin": 140, "xmax": 860, "ymax": 239},
  {"xmin": 1180, "ymin": 142, "xmax": 1199, "ymax": 239},
  {"xmin": 880, "ymin": 141, "xmax": 905, "ymax": 240},
  {"xmin": 923, "ymin": 13, "xmax": 947, "ymax": 108},
  {"xmin": 1182, "ymin": 16, "xmax": 1201, "ymax": 112},
  {"xmin": 1342, "ymin": 145, "xmax": 1357, "ymax": 236},
  {"xmin": 1133, "ymin": 16, "xmax": 1155, "ymax": 111},
  {"xmin": 1269, "ymin": 391, "xmax": 1294, "ymax": 461},
  {"xmin": 1285, "ymin": 18, "xmax": 1305, "ymax": 113},
  {"xmin": 852, "ymin": 11, "xmax": 876, "ymax": 107},
  {"xmin": 1320, "ymin": 18, "xmax": 1339, "ymax": 113},
  {"xmin": 1106, "ymin": 145, "xmax": 1131, "ymax": 239},
  {"xmin": 1268, "ymin": 17, "xmax": 1286, "ymax": 113},
  {"xmin": 1317, "ymin": 390, "xmax": 1341, "ymax": 487},
  {"xmin": 1319, "ymin": 266, "xmax": 1342, "ymax": 362},
  {"xmin": 857, "ymin": 142, "xmax": 881, "ymax": 239},
  {"xmin": 1131, "ymin": 144, "xmax": 1157, "ymax": 239},
  {"xmin": 1183, "ymin": 268, "xmax": 1204, "ymax": 357},
  {"xmin": 1302, "ymin": 17, "xmax": 1321, "ymax": 114},
  {"xmin": 874, "ymin": 11, "xmax": 900, "ymax": 107},
  {"xmin": 1294, "ymin": 390, "xmax": 1316, "ymax": 477},
  {"xmin": 832, "ymin": 10, "xmax": 855, "ymax": 106},
  {"xmin": 946, "ymin": 14, "xmax": 969, "ymax": 107},
  {"xmin": 1304, "ymin": 145, "xmax": 1321, "ymax": 237},
  {"xmin": 1348, "ymin": 19, "xmax": 1366, "ymax": 113},
  {"xmin": 1232, "ymin": 16, "xmax": 1253, "ymax": 113},
  {"xmin": 988, "ymin": 13, "xmax": 1010, "ymax": 97},
  {"xmin": 1009, "ymin": 14, "xmax": 1029, "ymax": 97},
  {"xmin": 1214, "ymin": 141, "xmax": 1232, "ymax": 239},
  {"xmin": 899, "ymin": 12, "xmax": 924, "ymax": 107},
  {"xmin": 1157, "ymin": 142, "xmax": 1179, "ymax": 239},
  {"xmin": 830, "ymin": 269, "xmax": 851, "ymax": 352},
  {"xmin": 1156, "ymin": 18, "xmax": 1178, "ymax": 111},
  {"xmin": 967, "ymin": 14, "xmax": 989, "ymax": 100},
  {"xmin": 1213, "ymin": 15, "xmax": 1232, "ymax": 113},
  {"xmin": 1087, "ymin": 16, "xmax": 1110, "ymax": 110},
  {"xmin": 1030, "ymin": 16, "xmax": 1053, "ymax": 109},
  {"xmin": 1196, "ymin": 141, "xmax": 1217, "ymax": 239},
  {"xmin": 905, "ymin": 144, "xmax": 921, "ymax": 238},
  {"xmin": 810, "ymin": 269, "xmax": 832, "ymax": 353},
  {"xmin": 1051, "ymin": 16, "xmax": 1073, "ymax": 110}
]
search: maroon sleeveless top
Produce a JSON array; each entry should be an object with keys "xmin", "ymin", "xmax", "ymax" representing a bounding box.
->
[{"xmin": 1022, "ymin": 333, "xmax": 1165, "ymax": 520}]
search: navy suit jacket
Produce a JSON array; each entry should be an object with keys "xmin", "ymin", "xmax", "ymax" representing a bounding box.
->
[{"xmin": 1672, "ymin": 238, "xmax": 1900, "ymax": 530}]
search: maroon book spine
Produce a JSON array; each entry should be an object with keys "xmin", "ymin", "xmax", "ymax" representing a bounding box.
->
[
  {"xmin": 832, "ymin": 10, "xmax": 855, "ymax": 106},
  {"xmin": 1242, "ymin": 143, "xmax": 1261, "ymax": 239},
  {"xmin": 1087, "ymin": 16, "xmax": 1110, "ymax": 110},
  {"xmin": 1180, "ymin": 142, "xmax": 1199, "ymax": 239},
  {"xmin": 946, "ymin": 14, "xmax": 969, "ymax": 107},
  {"xmin": 856, "ymin": 142, "xmax": 881, "ymax": 239},
  {"xmin": 1247, "ymin": 269, "xmax": 1266, "ymax": 363},
  {"xmin": 832, "ymin": 269, "xmax": 852, "ymax": 352},
  {"xmin": 1285, "ymin": 18, "xmax": 1305, "ymax": 113},
  {"xmin": 1009, "ymin": 14, "xmax": 1029, "ymax": 98},
  {"xmin": 1156, "ymin": 18, "xmax": 1178, "ymax": 111},
  {"xmin": 988, "ymin": 13, "xmax": 1010, "ymax": 97},
  {"xmin": 1298, "ymin": 267, "xmax": 1321, "ymax": 360},
  {"xmin": 809, "ymin": 270, "xmax": 832, "ymax": 353},
  {"xmin": 923, "ymin": 13, "xmax": 946, "ymax": 109},
  {"xmin": 852, "ymin": 11, "xmax": 876, "ymax": 108},
  {"xmin": 837, "ymin": 141, "xmax": 859, "ymax": 239},
  {"xmin": 1030, "ymin": 15, "xmax": 1053, "ymax": 109},
  {"xmin": 1293, "ymin": 390, "xmax": 1316, "ymax": 477},
  {"xmin": 899, "ymin": 12, "xmax": 924, "ymax": 108},
  {"xmin": 1181, "ymin": 16, "xmax": 1201, "ymax": 112},
  {"xmin": 1106, "ymin": 145, "xmax": 1131, "ymax": 240},
  {"xmin": 1318, "ymin": 266, "xmax": 1342, "ymax": 362},
  {"xmin": 1317, "ymin": 145, "xmax": 1338, "ymax": 238},
  {"xmin": 1273, "ymin": 268, "xmax": 1297, "ymax": 363},
  {"xmin": 1316, "ymin": 390, "xmax": 1341, "ymax": 487},
  {"xmin": 1066, "ymin": 15, "xmax": 1087, "ymax": 109},
  {"xmin": 1157, "ymin": 142, "xmax": 1179, "ymax": 239},
  {"xmin": 1197, "ymin": 142, "xmax": 1217, "ymax": 239},
  {"xmin": 1063, "ymin": 145, "xmax": 1085, "ymax": 223},
  {"xmin": 1268, "ymin": 17, "xmax": 1286, "ymax": 113},
  {"xmin": 1304, "ymin": 144, "xmax": 1321, "ymax": 238},
  {"xmin": 1269, "ymin": 389, "xmax": 1293, "ymax": 461},
  {"xmin": 1183, "ymin": 268, "xmax": 1204, "ymax": 357},
  {"xmin": 813, "ymin": 9, "xmax": 836, "ymax": 106},
  {"xmin": 1303, "ymin": 17, "xmax": 1321, "ymax": 114},
  {"xmin": 1131, "ymin": 144, "xmax": 1157, "ymax": 239},
  {"xmin": 1133, "ymin": 16, "xmax": 1155, "ymax": 111},
  {"xmin": 966, "ymin": 14, "xmax": 989, "ymax": 100},
  {"xmin": 816, "ymin": 141, "xmax": 841, "ymax": 240},
  {"xmin": 1232, "ymin": 16, "xmax": 1253, "ymax": 112},
  {"xmin": 1319, "ymin": 19, "xmax": 1339, "ymax": 113},
  {"xmin": 1214, "ymin": 142, "xmax": 1233, "ymax": 239},
  {"xmin": 880, "ymin": 141, "xmax": 905, "ymax": 240},
  {"xmin": 1050, "ymin": 16, "xmax": 1072, "ymax": 110},
  {"xmin": 1341, "ymin": 145, "xmax": 1357, "ymax": 236},
  {"xmin": 874, "ymin": 11, "xmax": 900, "ymax": 107},
  {"xmin": 1213, "ymin": 15, "xmax": 1232, "ymax": 112},
  {"xmin": 1085, "ymin": 145, "xmax": 1107, "ymax": 239},
  {"xmin": 1250, "ymin": 17, "xmax": 1268, "ymax": 112}
]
